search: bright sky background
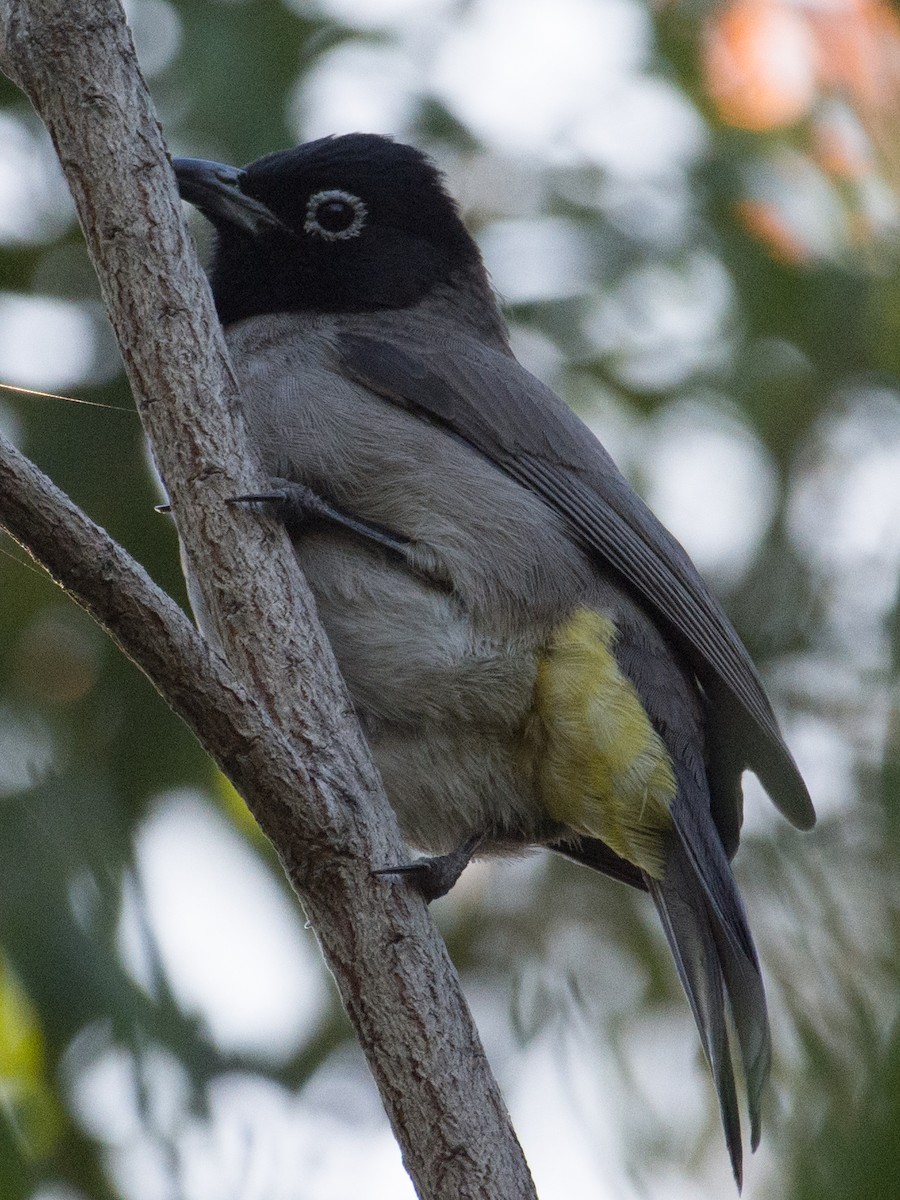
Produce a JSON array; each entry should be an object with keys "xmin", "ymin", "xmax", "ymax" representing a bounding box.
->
[{"xmin": 4, "ymin": 0, "xmax": 900, "ymax": 1197}]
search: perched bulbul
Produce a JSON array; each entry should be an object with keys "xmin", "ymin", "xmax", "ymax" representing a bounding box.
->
[{"xmin": 173, "ymin": 134, "xmax": 815, "ymax": 1186}]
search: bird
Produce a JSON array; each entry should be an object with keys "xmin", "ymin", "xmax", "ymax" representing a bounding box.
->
[{"xmin": 172, "ymin": 133, "xmax": 815, "ymax": 1188}]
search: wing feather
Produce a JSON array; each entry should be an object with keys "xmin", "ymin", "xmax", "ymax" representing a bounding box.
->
[{"xmin": 338, "ymin": 331, "xmax": 814, "ymax": 832}]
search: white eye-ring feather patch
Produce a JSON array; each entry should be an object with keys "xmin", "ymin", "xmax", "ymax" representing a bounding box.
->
[{"xmin": 304, "ymin": 189, "xmax": 368, "ymax": 241}]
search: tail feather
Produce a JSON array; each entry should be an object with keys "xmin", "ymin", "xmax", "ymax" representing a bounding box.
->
[
  {"xmin": 673, "ymin": 772, "xmax": 772, "ymax": 1149},
  {"xmin": 708, "ymin": 910, "xmax": 770, "ymax": 1150},
  {"xmin": 646, "ymin": 853, "xmax": 744, "ymax": 1188},
  {"xmin": 645, "ymin": 765, "xmax": 771, "ymax": 1189},
  {"xmin": 554, "ymin": 768, "xmax": 771, "ymax": 1187}
]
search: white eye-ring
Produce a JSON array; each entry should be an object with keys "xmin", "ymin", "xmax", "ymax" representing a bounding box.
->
[{"xmin": 304, "ymin": 189, "xmax": 368, "ymax": 241}]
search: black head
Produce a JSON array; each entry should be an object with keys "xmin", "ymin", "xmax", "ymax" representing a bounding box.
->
[{"xmin": 173, "ymin": 134, "xmax": 486, "ymax": 325}]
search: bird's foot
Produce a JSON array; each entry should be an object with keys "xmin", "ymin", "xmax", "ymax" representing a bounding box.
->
[
  {"xmin": 227, "ymin": 479, "xmax": 410, "ymax": 555},
  {"xmin": 375, "ymin": 835, "xmax": 482, "ymax": 902}
]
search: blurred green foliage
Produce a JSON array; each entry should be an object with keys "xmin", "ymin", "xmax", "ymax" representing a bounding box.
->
[{"xmin": 0, "ymin": 0, "xmax": 898, "ymax": 1197}]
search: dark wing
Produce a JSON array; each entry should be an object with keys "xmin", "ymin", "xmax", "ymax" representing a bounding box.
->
[{"xmin": 338, "ymin": 332, "xmax": 815, "ymax": 834}]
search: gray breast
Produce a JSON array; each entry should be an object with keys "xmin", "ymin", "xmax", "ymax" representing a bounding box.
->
[{"xmin": 225, "ymin": 308, "xmax": 597, "ymax": 638}]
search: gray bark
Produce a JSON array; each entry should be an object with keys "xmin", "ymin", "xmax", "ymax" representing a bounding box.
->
[{"xmin": 0, "ymin": 0, "xmax": 538, "ymax": 1196}]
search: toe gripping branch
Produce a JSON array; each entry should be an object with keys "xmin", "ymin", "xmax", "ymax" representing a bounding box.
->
[
  {"xmin": 227, "ymin": 481, "xmax": 412, "ymax": 556},
  {"xmin": 374, "ymin": 836, "xmax": 483, "ymax": 902}
]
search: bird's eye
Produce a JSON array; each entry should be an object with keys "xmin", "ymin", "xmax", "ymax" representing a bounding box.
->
[{"xmin": 304, "ymin": 189, "xmax": 367, "ymax": 241}]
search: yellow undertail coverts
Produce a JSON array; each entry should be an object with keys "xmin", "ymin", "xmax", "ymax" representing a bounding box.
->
[{"xmin": 534, "ymin": 609, "xmax": 676, "ymax": 878}]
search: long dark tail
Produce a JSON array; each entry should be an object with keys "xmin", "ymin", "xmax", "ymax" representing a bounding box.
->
[
  {"xmin": 645, "ymin": 763, "xmax": 771, "ymax": 1190},
  {"xmin": 556, "ymin": 765, "xmax": 770, "ymax": 1190}
]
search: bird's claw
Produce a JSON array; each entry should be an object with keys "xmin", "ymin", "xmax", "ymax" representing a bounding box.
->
[{"xmin": 374, "ymin": 835, "xmax": 482, "ymax": 902}]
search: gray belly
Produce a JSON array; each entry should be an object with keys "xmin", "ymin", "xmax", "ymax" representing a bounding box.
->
[{"xmin": 295, "ymin": 528, "xmax": 550, "ymax": 852}]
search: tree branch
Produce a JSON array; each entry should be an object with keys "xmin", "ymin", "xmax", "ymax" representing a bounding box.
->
[{"xmin": 0, "ymin": 0, "xmax": 537, "ymax": 1196}]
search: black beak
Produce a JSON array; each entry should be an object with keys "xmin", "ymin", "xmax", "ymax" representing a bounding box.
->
[{"xmin": 172, "ymin": 158, "xmax": 288, "ymax": 236}]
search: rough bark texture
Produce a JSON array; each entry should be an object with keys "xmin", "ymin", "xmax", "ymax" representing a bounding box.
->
[{"xmin": 0, "ymin": 1, "xmax": 538, "ymax": 1196}]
